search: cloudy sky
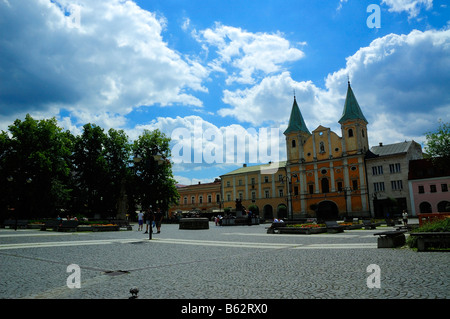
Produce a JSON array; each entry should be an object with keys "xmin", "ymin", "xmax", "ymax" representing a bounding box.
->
[{"xmin": 1, "ymin": 0, "xmax": 449, "ymax": 185}]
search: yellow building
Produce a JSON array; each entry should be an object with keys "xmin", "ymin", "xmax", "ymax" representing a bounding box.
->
[
  {"xmin": 169, "ymin": 179, "xmax": 222, "ymax": 217},
  {"xmin": 284, "ymin": 81, "xmax": 370, "ymax": 220},
  {"xmin": 220, "ymin": 162, "xmax": 289, "ymax": 220},
  {"xmin": 221, "ymin": 82, "xmax": 371, "ymax": 221}
]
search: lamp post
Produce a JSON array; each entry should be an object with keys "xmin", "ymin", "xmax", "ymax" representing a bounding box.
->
[
  {"xmin": 339, "ymin": 186, "xmax": 353, "ymax": 219},
  {"xmin": 133, "ymin": 151, "xmax": 166, "ymax": 240},
  {"xmin": 280, "ymin": 173, "xmax": 298, "ymax": 220}
]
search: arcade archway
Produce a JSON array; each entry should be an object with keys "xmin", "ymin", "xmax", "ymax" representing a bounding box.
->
[{"xmin": 316, "ymin": 200, "xmax": 339, "ymax": 221}]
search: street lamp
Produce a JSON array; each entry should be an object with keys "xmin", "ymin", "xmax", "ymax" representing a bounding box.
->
[
  {"xmin": 133, "ymin": 151, "xmax": 167, "ymax": 240},
  {"xmin": 339, "ymin": 186, "xmax": 352, "ymax": 218},
  {"xmin": 280, "ymin": 173, "xmax": 298, "ymax": 220}
]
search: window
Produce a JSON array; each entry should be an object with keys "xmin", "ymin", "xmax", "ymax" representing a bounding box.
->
[
  {"xmin": 265, "ymin": 190, "xmax": 270, "ymax": 198},
  {"xmin": 226, "ymin": 181, "xmax": 230, "ymax": 187},
  {"xmin": 199, "ymin": 195, "xmax": 203, "ymax": 204},
  {"xmin": 389, "ymin": 163, "xmax": 401, "ymax": 174},
  {"xmin": 441, "ymin": 184, "xmax": 448, "ymax": 192},
  {"xmin": 227, "ymin": 194, "xmax": 231, "ymax": 201},
  {"xmin": 348, "ymin": 129, "xmax": 353, "ymax": 137},
  {"xmin": 337, "ymin": 181, "xmax": 343, "ymax": 192},
  {"xmin": 373, "ymin": 182, "xmax": 385, "ymax": 192},
  {"xmin": 391, "ymin": 180, "xmax": 403, "ymax": 191},
  {"xmin": 430, "ymin": 185, "xmax": 437, "ymax": 193},
  {"xmin": 183, "ymin": 196, "xmax": 188, "ymax": 205},
  {"xmin": 372, "ymin": 165, "xmax": 383, "ymax": 175},
  {"xmin": 279, "ymin": 189, "xmax": 284, "ymax": 197},
  {"xmin": 292, "ymin": 139, "xmax": 296, "ymax": 148},
  {"xmin": 278, "ymin": 174, "xmax": 283, "ymax": 181},
  {"xmin": 238, "ymin": 179, "xmax": 242, "ymax": 186},
  {"xmin": 251, "ymin": 178, "xmax": 255, "ymax": 185},
  {"xmin": 352, "ymin": 180, "xmax": 358, "ymax": 190},
  {"xmin": 191, "ymin": 196, "xmax": 195, "ymax": 204},
  {"xmin": 308, "ymin": 184, "xmax": 314, "ymax": 195},
  {"xmin": 264, "ymin": 176, "xmax": 269, "ymax": 183},
  {"xmin": 251, "ymin": 191, "xmax": 256, "ymax": 200},
  {"xmin": 238, "ymin": 192, "xmax": 243, "ymax": 200},
  {"xmin": 418, "ymin": 185, "xmax": 424, "ymax": 194},
  {"xmin": 294, "ymin": 186, "xmax": 299, "ymax": 196},
  {"xmin": 208, "ymin": 195, "xmax": 212, "ymax": 203},
  {"xmin": 216, "ymin": 194, "xmax": 220, "ymax": 203},
  {"xmin": 321, "ymin": 178, "xmax": 329, "ymax": 193}
]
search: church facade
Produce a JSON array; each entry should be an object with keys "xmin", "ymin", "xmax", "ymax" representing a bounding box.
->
[
  {"xmin": 284, "ymin": 82, "xmax": 371, "ymax": 219},
  {"xmin": 220, "ymin": 82, "xmax": 372, "ymax": 220}
]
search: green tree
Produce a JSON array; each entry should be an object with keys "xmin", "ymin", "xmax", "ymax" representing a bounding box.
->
[
  {"xmin": 0, "ymin": 115, "xmax": 73, "ymax": 218},
  {"xmin": 425, "ymin": 120, "xmax": 450, "ymax": 169},
  {"xmin": 103, "ymin": 128, "xmax": 133, "ymax": 217},
  {"xmin": 72, "ymin": 123, "xmax": 110, "ymax": 217},
  {"xmin": 132, "ymin": 129, "xmax": 179, "ymax": 214}
]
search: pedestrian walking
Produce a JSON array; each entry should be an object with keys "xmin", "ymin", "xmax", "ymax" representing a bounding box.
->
[
  {"xmin": 402, "ymin": 210, "xmax": 408, "ymax": 226},
  {"xmin": 144, "ymin": 207, "xmax": 154, "ymax": 234},
  {"xmin": 137, "ymin": 210, "xmax": 144, "ymax": 231},
  {"xmin": 155, "ymin": 207, "xmax": 163, "ymax": 234}
]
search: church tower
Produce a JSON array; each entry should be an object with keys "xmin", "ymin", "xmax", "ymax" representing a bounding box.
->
[
  {"xmin": 284, "ymin": 96, "xmax": 311, "ymax": 163},
  {"xmin": 339, "ymin": 82, "xmax": 369, "ymax": 155}
]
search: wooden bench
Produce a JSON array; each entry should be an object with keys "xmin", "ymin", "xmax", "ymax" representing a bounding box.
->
[
  {"xmin": 266, "ymin": 222, "xmax": 287, "ymax": 234},
  {"xmin": 409, "ymin": 232, "xmax": 450, "ymax": 252},
  {"xmin": 324, "ymin": 221, "xmax": 345, "ymax": 233},
  {"xmin": 1, "ymin": 219, "xmax": 28, "ymax": 229},
  {"xmin": 58, "ymin": 220, "xmax": 79, "ymax": 232},
  {"xmin": 374, "ymin": 230, "xmax": 406, "ymax": 248},
  {"xmin": 40, "ymin": 220, "xmax": 62, "ymax": 231},
  {"xmin": 362, "ymin": 219, "xmax": 377, "ymax": 230}
]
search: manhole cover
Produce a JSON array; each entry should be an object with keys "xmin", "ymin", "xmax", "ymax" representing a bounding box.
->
[{"xmin": 104, "ymin": 270, "xmax": 129, "ymax": 276}]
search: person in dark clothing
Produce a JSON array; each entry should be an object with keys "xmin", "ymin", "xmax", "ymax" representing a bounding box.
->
[{"xmin": 154, "ymin": 207, "xmax": 163, "ymax": 234}]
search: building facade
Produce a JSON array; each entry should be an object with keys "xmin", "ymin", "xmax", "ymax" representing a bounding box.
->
[
  {"xmin": 408, "ymin": 158, "xmax": 450, "ymax": 215},
  {"xmin": 220, "ymin": 162, "xmax": 289, "ymax": 220},
  {"xmin": 366, "ymin": 141, "xmax": 423, "ymax": 218},
  {"xmin": 220, "ymin": 82, "xmax": 372, "ymax": 220},
  {"xmin": 169, "ymin": 179, "xmax": 222, "ymax": 217},
  {"xmin": 284, "ymin": 82, "xmax": 370, "ymax": 220}
]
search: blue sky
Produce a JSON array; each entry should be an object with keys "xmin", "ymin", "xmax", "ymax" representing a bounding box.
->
[{"xmin": 1, "ymin": 0, "xmax": 449, "ymax": 185}]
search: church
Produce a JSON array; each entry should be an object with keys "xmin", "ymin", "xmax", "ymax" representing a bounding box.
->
[{"xmin": 284, "ymin": 81, "xmax": 370, "ymax": 219}]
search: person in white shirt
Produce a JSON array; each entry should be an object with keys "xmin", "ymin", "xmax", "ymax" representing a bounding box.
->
[
  {"xmin": 402, "ymin": 210, "xmax": 408, "ymax": 226},
  {"xmin": 137, "ymin": 211, "xmax": 144, "ymax": 231}
]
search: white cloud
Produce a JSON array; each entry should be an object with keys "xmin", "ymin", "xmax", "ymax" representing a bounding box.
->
[
  {"xmin": 0, "ymin": 0, "xmax": 208, "ymax": 130},
  {"xmin": 220, "ymin": 28, "xmax": 450, "ymax": 147},
  {"xmin": 382, "ymin": 0, "xmax": 433, "ymax": 18},
  {"xmin": 194, "ymin": 23, "xmax": 305, "ymax": 85}
]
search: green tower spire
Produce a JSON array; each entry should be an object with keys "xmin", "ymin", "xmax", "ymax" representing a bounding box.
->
[
  {"xmin": 284, "ymin": 96, "xmax": 310, "ymax": 135},
  {"xmin": 339, "ymin": 82, "xmax": 368, "ymax": 124}
]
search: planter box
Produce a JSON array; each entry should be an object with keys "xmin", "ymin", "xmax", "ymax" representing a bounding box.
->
[
  {"xmin": 278, "ymin": 227, "xmax": 327, "ymax": 235},
  {"xmin": 92, "ymin": 225, "xmax": 120, "ymax": 232},
  {"xmin": 179, "ymin": 218, "xmax": 209, "ymax": 230}
]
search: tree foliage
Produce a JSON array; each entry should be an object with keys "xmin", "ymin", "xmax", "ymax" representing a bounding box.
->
[
  {"xmin": 0, "ymin": 114, "xmax": 178, "ymax": 219},
  {"xmin": 425, "ymin": 120, "xmax": 450, "ymax": 169}
]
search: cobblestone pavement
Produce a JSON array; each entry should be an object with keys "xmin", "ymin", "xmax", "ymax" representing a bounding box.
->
[{"xmin": 0, "ymin": 222, "xmax": 449, "ymax": 300}]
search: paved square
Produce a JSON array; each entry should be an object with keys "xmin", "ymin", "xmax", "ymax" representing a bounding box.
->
[{"xmin": 0, "ymin": 222, "xmax": 448, "ymax": 299}]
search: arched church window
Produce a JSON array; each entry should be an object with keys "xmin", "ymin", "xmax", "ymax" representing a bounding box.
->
[
  {"xmin": 321, "ymin": 178, "xmax": 329, "ymax": 193},
  {"xmin": 348, "ymin": 129, "xmax": 354, "ymax": 137}
]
